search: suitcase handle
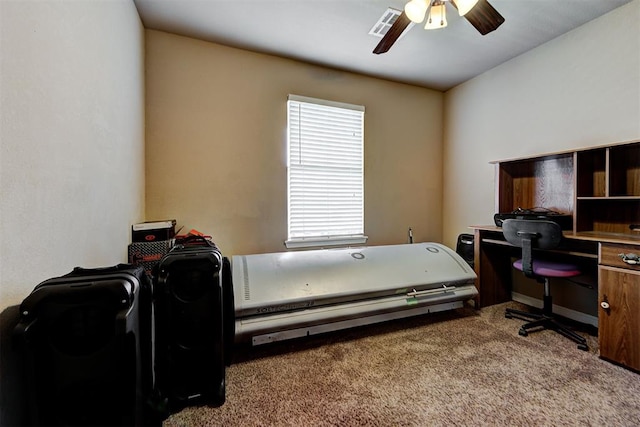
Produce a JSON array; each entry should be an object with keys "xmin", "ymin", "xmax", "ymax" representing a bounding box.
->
[
  {"xmin": 175, "ymin": 234, "xmax": 215, "ymax": 247},
  {"xmin": 65, "ymin": 263, "xmax": 140, "ymax": 277}
]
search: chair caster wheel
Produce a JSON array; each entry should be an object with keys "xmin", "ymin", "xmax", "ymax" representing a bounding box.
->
[
  {"xmin": 578, "ymin": 344, "xmax": 588, "ymax": 351},
  {"xmin": 518, "ymin": 328, "xmax": 528, "ymax": 337}
]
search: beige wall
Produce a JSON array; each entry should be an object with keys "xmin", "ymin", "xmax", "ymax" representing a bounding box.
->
[
  {"xmin": 145, "ymin": 30, "xmax": 443, "ymax": 257},
  {"xmin": 442, "ymin": 0, "xmax": 640, "ymax": 248},
  {"xmin": 0, "ymin": 0, "xmax": 146, "ymax": 310}
]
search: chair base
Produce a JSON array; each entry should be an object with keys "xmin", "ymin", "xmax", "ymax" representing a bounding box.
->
[{"xmin": 505, "ymin": 307, "xmax": 589, "ymax": 351}]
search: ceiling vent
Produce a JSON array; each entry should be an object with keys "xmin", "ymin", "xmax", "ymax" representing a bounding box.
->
[{"xmin": 369, "ymin": 7, "xmax": 414, "ymax": 38}]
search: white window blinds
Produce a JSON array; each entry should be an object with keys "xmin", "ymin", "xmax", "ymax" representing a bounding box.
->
[{"xmin": 286, "ymin": 95, "xmax": 366, "ymax": 248}]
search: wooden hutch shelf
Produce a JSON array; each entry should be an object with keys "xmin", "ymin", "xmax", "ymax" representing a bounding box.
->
[{"xmin": 492, "ymin": 140, "xmax": 640, "ymax": 238}]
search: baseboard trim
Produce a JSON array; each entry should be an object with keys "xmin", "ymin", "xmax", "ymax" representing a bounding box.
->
[{"xmin": 511, "ymin": 292, "xmax": 598, "ymax": 328}]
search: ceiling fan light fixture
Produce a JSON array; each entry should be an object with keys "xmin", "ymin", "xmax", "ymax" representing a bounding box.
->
[
  {"xmin": 455, "ymin": 0, "xmax": 479, "ymax": 16},
  {"xmin": 404, "ymin": 0, "xmax": 429, "ymax": 23},
  {"xmin": 374, "ymin": 0, "xmax": 505, "ymax": 55},
  {"xmin": 424, "ymin": 2, "xmax": 447, "ymax": 30}
]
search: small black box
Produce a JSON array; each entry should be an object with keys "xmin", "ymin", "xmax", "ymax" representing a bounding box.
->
[{"xmin": 132, "ymin": 220, "xmax": 176, "ymax": 243}]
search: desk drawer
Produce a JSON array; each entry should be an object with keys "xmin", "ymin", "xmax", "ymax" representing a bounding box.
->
[{"xmin": 599, "ymin": 243, "xmax": 640, "ymax": 271}]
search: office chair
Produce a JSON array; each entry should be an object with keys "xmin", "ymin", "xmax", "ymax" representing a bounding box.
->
[{"xmin": 502, "ymin": 219, "xmax": 588, "ymax": 351}]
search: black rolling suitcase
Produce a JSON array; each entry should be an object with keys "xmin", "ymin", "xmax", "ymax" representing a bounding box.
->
[
  {"xmin": 154, "ymin": 235, "xmax": 233, "ymax": 412},
  {"xmin": 13, "ymin": 264, "xmax": 159, "ymax": 426}
]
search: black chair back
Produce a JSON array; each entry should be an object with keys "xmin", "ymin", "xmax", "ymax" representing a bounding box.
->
[{"xmin": 502, "ymin": 219, "xmax": 563, "ymax": 278}]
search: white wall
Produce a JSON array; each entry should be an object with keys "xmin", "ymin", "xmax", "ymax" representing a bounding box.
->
[
  {"xmin": 443, "ymin": 0, "xmax": 640, "ymax": 247},
  {"xmin": 0, "ymin": 0, "xmax": 146, "ymax": 310}
]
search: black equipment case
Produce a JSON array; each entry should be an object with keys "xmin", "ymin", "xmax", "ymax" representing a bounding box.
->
[
  {"xmin": 13, "ymin": 264, "xmax": 159, "ymax": 426},
  {"xmin": 493, "ymin": 208, "xmax": 573, "ymax": 229},
  {"xmin": 154, "ymin": 236, "xmax": 234, "ymax": 412}
]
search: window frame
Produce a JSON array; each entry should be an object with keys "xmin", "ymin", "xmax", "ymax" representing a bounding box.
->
[{"xmin": 285, "ymin": 94, "xmax": 367, "ymax": 249}]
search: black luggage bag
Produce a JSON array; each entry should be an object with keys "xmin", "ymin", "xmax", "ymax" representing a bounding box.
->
[
  {"xmin": 154, "ymin": 236, "xmax": 234, "ymax": 412},
  {"xmin": 13, "ymin": 264, "xmax": 159, "ymax": 426}
]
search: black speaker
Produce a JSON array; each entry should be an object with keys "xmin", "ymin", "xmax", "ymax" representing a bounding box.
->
[
  {"xmin": 13, "ymin": 265, "xmax": 157, "ymax": 426},
  {"xmin": 154, "ymin": 236, "xmax": 230, "ymax": 412},
  {"xmin": 456, "ymin": 233, "xmax": 475, "ymax": 268}
]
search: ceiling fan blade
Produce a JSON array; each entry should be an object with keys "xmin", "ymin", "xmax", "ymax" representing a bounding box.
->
[
  {"xmin": 373, "ymin": 11, "xmax": 412, "ymax": 55},
  {"xmin": 454, "ymin": 0, "xmax": 505, "ymax": 35}
]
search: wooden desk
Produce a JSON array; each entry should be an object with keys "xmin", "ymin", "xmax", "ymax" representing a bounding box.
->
[
  {"xmin": 471, "ymin": 224, "xmax": 640, "ymax": 371},
  {"xmin": 470, "ymin": 225, "xmax": 639, "ymax": 307},
  {"xmin": 478, "ymin": 140, "xmax": 640, "ymax": 370}
]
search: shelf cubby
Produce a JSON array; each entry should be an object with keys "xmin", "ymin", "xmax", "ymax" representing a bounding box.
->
[
  {"xmin": 577, "ymin": 148, "xmax": 606, "ymax": 197},
  {"xmin": 609, "ymin": 143, "xmax": 640, "ymax": 197},
  {"xmin": 496, "ymin": 153, "xmax": 574, "ymax": 215},
  {"xmin": 575, "ymin": 199, "xmax": 640, "ymax": 234}
]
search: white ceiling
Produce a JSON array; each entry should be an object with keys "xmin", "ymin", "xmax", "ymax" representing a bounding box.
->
[{"xmin": 134, "ymin": 0, "xmax": 632, "ymax": 91}]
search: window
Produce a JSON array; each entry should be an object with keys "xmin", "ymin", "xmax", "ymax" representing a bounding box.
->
[{"xmin": 286, "ymin": 95, "xmax": 366, "ymax": 249}]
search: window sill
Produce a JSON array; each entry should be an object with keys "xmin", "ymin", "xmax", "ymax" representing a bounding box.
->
[{"xmin": 285, "ymin": 235, "xmax": 369, "ymax": 249}]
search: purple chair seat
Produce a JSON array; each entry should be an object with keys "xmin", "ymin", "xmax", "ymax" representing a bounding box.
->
[{"xmin": 513, "ymin": 259, "xmax": 581, "ymax": 278}]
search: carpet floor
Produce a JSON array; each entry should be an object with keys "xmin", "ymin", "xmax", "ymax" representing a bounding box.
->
[{"xmin": 165, "ymin": 302, "xmax": 640, "ymax": 426}]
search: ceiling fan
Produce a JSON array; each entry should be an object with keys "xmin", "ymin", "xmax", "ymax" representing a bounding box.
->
[{"xmin": 373, "ymin": 0, "xmax": 505, "ymax": 54}]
